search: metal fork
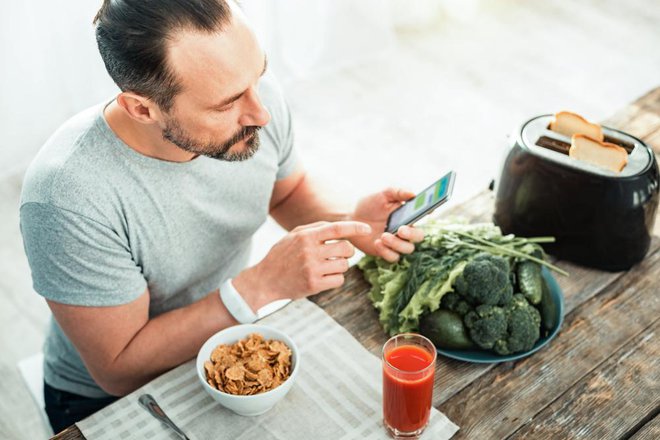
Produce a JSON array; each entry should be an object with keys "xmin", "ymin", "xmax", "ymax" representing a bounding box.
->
[{"xmin": 138, "ymin": 394, "xmax": 190, "ymax": 440}]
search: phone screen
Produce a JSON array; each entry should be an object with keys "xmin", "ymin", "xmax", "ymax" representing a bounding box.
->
[{"xmin": 386, "ymin": 171, "xmax": 455, "ymax": 233}]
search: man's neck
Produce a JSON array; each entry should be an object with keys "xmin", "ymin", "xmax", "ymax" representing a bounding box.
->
[{"xmin": 103, "ymin": 100, "xmax": 196, "ymax": 163}]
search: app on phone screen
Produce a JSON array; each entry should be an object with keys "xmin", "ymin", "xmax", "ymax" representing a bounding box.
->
[{"xmin": 387, "ymin": 172, "xmax": 454, "ymax": 232}]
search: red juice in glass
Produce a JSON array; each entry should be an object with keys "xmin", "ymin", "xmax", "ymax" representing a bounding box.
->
[{"xmin": 382, "ymin": 333, "xmax": 436, "ymax": 438}]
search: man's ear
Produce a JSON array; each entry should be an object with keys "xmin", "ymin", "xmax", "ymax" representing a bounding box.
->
[{"xmin": 116, "ymin": 92, "xmax": 164, "ymax": 124}]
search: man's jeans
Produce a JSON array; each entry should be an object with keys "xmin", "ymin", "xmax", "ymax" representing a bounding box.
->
[{"xmin": 44, "ymin": 381, "xmax": 118, "ymax": 434}]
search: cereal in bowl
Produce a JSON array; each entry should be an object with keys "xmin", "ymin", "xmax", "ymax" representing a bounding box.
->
[{"xmin": 204, "ymin": 333, "xmax": 292, "ymax": 396}]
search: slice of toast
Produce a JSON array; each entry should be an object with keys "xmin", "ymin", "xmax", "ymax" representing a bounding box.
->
[
  {"xmin": 569, "ymin": 134, "xmax": 627, "ymax": 172},
  {"xmin": 550, "ymin": 111, "xmax": 604, "ymax": 141}
]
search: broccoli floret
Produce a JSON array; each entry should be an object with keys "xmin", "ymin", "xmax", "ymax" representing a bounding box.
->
[
  {"xmin": 463, "ymin": 305, "xmax": 508, "ymax": 349},
  {"xmin": 455, "ymin": 253, "xmax": 513, "ymax": 306},
  {"xmin": 440, "ymin": 292, "xmax": 473, "ymax": 317},
  {"xmin": 493, "ymin": 294, "xmax": 542, "ymax": 355},
  {"xmin": 475, "ymin": 253, "xmax": 510, "ymax": 273}
]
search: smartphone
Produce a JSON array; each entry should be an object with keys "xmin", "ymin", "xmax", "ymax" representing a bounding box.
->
[{"xmin": 385, "ymin": 171, "xmax": 456, "ymax": 234}]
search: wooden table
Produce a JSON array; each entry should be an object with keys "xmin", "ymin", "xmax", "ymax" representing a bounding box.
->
[{"xmin": 54, "ymin": 89, "xmax": 660, "ymax": 439}]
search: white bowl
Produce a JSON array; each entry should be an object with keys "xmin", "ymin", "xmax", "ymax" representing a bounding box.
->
[{"xmin": 196, "ymin": 324, "xmax": 300, "ymax": 416}]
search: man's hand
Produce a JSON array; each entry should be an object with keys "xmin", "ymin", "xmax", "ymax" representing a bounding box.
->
[
  {"xmin": 233, "ymin": 221, "xmax": 372, "ymax": 306},
  {"xmin": 349, "ymin": 188, "xmax": 425, "ymax": 262}
]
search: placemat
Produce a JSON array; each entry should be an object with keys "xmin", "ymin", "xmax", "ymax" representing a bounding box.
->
[{"xmin": 77, "ymin": 299, "xmax": 458, "ymax": 439}]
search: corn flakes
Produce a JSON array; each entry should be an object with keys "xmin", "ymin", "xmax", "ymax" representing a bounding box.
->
[{"xmin": 205, "ymin": 333, "xmax": 292, "ymax": 396}]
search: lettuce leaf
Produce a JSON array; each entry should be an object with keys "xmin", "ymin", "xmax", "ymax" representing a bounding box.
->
[{"xmin": 378, "ymin": 270, "xmax": 408, "ymax": 333}]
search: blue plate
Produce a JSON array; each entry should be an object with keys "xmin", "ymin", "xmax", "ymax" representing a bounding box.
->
[{"xmin": 436, "ymin": 266, "xmax": 564, "ymax": 363}]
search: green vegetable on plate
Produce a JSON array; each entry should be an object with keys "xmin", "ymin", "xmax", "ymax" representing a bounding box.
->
[
  {"xmin": 539, "ymin": 277, "xmax": 558, "ymax": 335},
  {"xmin": 493, "ymin": 294, "xmax": 542, "ymax": 355},
  {"xmin": 420, "ymin": 309, "xmax": 474, "ymax": 350},
  {"xmin": 439, "ymin": 291, "xmax": 473, "ymax": 317},
  {"xmin": 358, "ymin": 219, "xmax": 567, "ymax": 356},
  {"xmin": 516, "ymin": 249, "xmax": 544, "ymax": 305},
  {"xmin": 464, "ymin": 305, "xmax": 508, "ymax": 350},
  {"xmin": 455, "ymin": 254, "xmax": 513, "ymax": 306}
]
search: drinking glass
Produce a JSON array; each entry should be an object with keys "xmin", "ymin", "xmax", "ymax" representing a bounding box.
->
[{"xmin": 382, "ymin": 333, "xmax": 437, "ymax": 439}]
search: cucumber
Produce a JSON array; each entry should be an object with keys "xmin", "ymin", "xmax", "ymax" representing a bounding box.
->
[
  {"xmin": 516, "ymin": 260, "xmax": 543, "ymax": 305},
  {"xmin": 539, "ymin": 277, "xmax": 558, "ymax": 333}
]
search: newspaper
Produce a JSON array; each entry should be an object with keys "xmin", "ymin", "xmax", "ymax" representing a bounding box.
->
[{"xmin": 77, "ymin": 299, "xmax": 458, "ymax": 439}]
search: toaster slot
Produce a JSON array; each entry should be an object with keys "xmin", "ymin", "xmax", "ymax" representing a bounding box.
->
[
  {"xmin": 603, "ymin": 135, "xmax": 635, "ymax": 154},
  {"xmin": 536, "ymin": 136, "xmax": 569, "ymax": 155},
  {"xmin": 539, "ymin": 129, "xmax": 635, "ymax": 155}
]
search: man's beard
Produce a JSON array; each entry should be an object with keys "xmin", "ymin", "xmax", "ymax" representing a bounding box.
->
[{"xmin": 162, "ymin": 117, "xmax": 261, "ymax": 162}]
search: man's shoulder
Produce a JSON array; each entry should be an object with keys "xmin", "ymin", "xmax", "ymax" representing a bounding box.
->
[{"xmin": 21, "ymin": 102, "xmax": 116, "ymax": 210}]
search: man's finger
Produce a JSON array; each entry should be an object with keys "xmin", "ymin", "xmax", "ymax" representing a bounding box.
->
[
  {"xmin": 396, "ymin": 225, "xmax": 425, "ymax": 243},
  {"xmin": 384, "ymin": 188, "xmax": 415, "ymax": 203},
  {"xmin": 313, "ymin": 221, "xmax": 371, "ymax": 242},
  {"xmin": 320, "ymin": 240, "xmax": 355, "ymax": 259},
  {"xmin": 375, "ymin": 239, "xmax": 400, "ymax": 263},
  {"xmin": 316, "ymin": 274, "xmax": 345, "ymax": 291},
  {"xmin": 382, "ymin": 233, "xmax": 415, "ymax": 254},
  {"xmin": 320, "ymin": 258, "xmax": 350, "ymax": 275},
  {"xmin": 292, "ymin": 221, "xmax": 330, "ymax": 233}
]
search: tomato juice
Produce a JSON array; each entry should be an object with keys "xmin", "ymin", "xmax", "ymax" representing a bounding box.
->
[{"xmin": 382, "ymin": 343, "xmax": 436, "ymax": 435}]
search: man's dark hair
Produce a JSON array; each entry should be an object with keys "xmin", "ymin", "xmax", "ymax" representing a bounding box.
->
[{"xmin": 94, "ymin": 0, "xmax": 232, "ymax": 112}]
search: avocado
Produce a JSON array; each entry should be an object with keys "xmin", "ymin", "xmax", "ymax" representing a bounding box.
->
[{"xmin": 420, "ymin": 309, "xmax": 474, "ymax": 350}]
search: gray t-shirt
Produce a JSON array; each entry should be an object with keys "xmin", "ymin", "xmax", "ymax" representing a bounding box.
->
[{"xmin": 20, "ymin": 74, "xmax": 297, "ymax": 398}]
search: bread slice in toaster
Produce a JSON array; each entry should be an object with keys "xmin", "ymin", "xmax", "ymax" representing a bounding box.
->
[
  {"xmin": 569, "ymin": 134, "xmax": 628, "ymax": 172},
  {"xmin": 550, "ymin": 111, "xmax": 604, "ymax": 141}
]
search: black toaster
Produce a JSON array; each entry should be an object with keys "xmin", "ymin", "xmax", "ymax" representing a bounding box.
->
[{"xmin": 493, "ymin": 114, "xmax": 659, "ymax": 271}]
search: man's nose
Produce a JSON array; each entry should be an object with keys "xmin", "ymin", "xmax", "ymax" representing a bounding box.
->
[{"xmin": 239, "ymin": 86, "xmax": 271, "ymax": 127}]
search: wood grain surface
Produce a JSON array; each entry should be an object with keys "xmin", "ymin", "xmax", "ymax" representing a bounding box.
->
[
  {"xmin": 52, "ymin": 88, "xmax": 660, "ymax": 440},
  {"xmin": 629, "ymin": 413, "xmax": 660, "ymax": 440},
  {"xmin": 509, "ymin": 320, "xmax": 659, "ymax": 439}
]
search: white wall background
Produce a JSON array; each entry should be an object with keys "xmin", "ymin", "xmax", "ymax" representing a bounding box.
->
[
  {"xmin": 1, "ymin": 1, "xmax": 117, "ymax": 176},
  {"xmin": 0, "ymin": 0, "xmax": 410, "ymax": 176}
]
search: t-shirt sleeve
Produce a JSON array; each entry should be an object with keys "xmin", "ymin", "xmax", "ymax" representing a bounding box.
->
[{"xmin": 20, "ymin": 202, "xmax": 147, "ymax": 306}]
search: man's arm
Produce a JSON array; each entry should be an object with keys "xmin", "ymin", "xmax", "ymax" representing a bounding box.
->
[
  {"xmin": 269, "ymin": 166, "xmax": 425, "ymax": 262},
  {"xmin": 269, "ymin": 166, "xmax": 349, "ymax": 230},
  {"xmin": 47, "ymin": 287, "xmax": 235, "ymax": 396},
  {"xmin": 47, "ymin": 221, "xmax": 372, "ymax": 396}
]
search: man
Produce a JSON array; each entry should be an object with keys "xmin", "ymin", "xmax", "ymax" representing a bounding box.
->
[{"xmin": 20, "ymin": 0, "xmax": 423, "ymax": 433}]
